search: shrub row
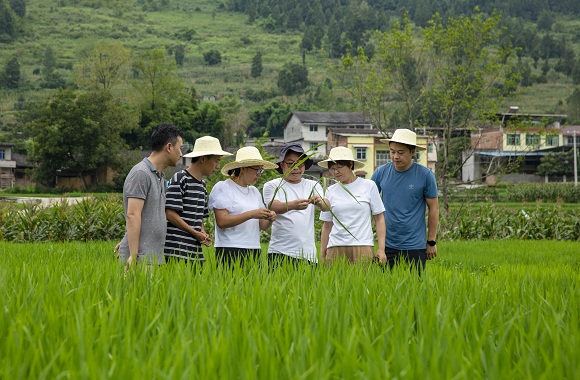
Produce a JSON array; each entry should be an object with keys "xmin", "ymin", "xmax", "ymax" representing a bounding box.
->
[
  {"xmin": 451, "ymin": 183, "xmax": 580, "ymax": 203},
  {"xmin": 443, "ymin": 203, "xmax": 580, "ymax": 240},
  {"xmin": 2, "ymin": 196, "xmax": 579, "ymax": 242},
  {"xmin": 0, "ymin": 196, "xmax": 124, "ymax": 242}
]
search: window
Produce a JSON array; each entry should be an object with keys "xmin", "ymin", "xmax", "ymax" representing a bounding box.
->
[
  {"xmin": 545, "ymin": 135, "xmax": 558, "ymax": 146},
  {"xmin": 309, "ymin": 125, "xmax": 318, "ymax": 132},
  {"xmin": 427, "ymin": 143, "xmax": 434, "ymax": 153},
  {"xmin": 0, "ymin": 149, "xmax": 4, "ymax": 160},
  {"xmin": 355, "ymin": 147, "xmax": 367, "ymax": 160},
  {"xmin": 525, "ymin": 133, "xmax": 540, "ymax": 146},
  {"xmin": 507, "ymin": 133, "xmax": 520, "ymax": 146},
  {"xmin": 567, "ymin": 136, "xmax": 580, "ymax": 144},
  {"xmin": 310, "ymin": 142, "xmax": 318, "ymax": 151},
  {"xmin": 376, "ymin": 150, "xmax": 390, "ymax": 166}
]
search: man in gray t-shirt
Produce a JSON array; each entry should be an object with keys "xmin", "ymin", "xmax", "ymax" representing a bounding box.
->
[{"xmin": 117, "ymin": 124, "xmax": 183, "ymax": 267}]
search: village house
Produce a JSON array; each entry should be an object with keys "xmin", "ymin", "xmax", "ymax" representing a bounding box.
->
[{"xmin": 462, "ymin": 107, "xmax": 572, "ymax": 184}]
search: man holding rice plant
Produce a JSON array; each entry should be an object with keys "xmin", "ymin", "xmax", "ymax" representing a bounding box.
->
[
  {"xmin": 371, "ymin": 128, "xmax": 439, "ymax": 274},
  {"xmin": 164, "ymin": 136, "xmax": 232, "ymax": 264},
  {"xmin": 263, "ymin": 142, "xmax": 327, "ymax": 265}
]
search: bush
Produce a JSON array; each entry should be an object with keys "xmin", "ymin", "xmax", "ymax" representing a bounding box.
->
[{"xmin": 203, "ymin": 50, "xmax": 222, "ymax": 65}]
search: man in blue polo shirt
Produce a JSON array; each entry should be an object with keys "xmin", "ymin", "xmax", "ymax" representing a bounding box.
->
[{"xmin": 371, "ymin": 128, "xmax": 439, "ymax": 274}]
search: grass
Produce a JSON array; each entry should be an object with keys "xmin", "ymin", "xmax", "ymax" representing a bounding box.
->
[{"xmin": 1, "ymin": 240, "xmax": 579, "ymax": 379}]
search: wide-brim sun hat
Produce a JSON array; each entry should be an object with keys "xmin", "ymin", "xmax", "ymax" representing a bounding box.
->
[
  {"xmin": 317, "ymin": 146, "xmax": 365, "ymax": 170},
  {"xmin": 275, "ymin": 142, "xmax": 313, "ymax": 174},
  {"xmin": 380, "ymin": 128, "xmax": 426, "ymax": 150},
  {"xmin": 183, "ymin": 136, "xmax": 233, "ymax": 158},
  {"xmin": 221, "ymin": 146, "xmax": 278, "ymax": 176}
]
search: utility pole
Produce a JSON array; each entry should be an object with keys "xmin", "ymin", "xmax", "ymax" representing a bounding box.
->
[{"xmin": 573, "ymin": 130, "xmax": 578, "ymax": 186}]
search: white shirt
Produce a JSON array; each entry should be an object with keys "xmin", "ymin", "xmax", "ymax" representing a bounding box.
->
[
  {"xmin": 208, "ymin": 179, "xmax": 264, "ymax": 249},
  {"xmin": 320, "ymin": 177, "xmax": 385, "ymax": 247},
  {"xmin": 263, "ymin": 178, "xmax": 323, "ymax": 261}
]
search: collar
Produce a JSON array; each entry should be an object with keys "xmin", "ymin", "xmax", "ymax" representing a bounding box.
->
[{"xmin": 143, "ymin": 157, "xmax": 164, "ymax": 179}]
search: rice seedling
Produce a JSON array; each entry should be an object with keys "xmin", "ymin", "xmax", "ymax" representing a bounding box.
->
[{"xmin": 1, "ymin": 240, "xmax": 578, "ymax": 379}]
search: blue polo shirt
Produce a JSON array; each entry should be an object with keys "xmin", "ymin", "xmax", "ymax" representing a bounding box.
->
[{"xmin": 371, "ymin": 162, "xmax": 438, "ymax": 250}]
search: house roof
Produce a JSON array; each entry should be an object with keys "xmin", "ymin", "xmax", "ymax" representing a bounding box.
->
[
  {"xmin": 290, "ymin": 112, "xmax": 373, "ymax": 126},
  {"xmin": 327, "ymin": 128, "xmax": 385, "ymax": 137},
  {"xmin": 0, "ymin": 142, "xmax": 16, "ymax": 147},
  {"xmin": 12, "ymin": 153, "xmax": 34, "ymax": 168}
]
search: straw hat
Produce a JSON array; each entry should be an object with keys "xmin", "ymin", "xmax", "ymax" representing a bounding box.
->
[
  {"xmin": 220, "ymin": 146, "xmax": 278, "ymax": 176},
  {"xmin": 317, "ymin": 146, "xmax": 365, "ymax": 169},
  {"xmin": 183, "ymin": 136, "xmax": 233, "ymax": 158},
  {"xmin": 380, "ymin": 129, "xmax": 426, "ymax": 150}
]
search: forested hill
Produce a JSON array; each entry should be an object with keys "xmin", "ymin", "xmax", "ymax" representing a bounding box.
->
[{"xmin": 1, "ymin": 0, "xmax": 579, "ymax": 156}]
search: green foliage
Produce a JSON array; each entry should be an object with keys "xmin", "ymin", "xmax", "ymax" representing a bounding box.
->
[
  {"xmin": 203, "ymin": 49, "xmax": 222, "ymax": 65},
  {"xmin": 25, "ymin": 89, "xmax": 137, "ymax": 188},
  {"xmin": 0, "ymin": 54, "xmax": 20, "ymax": 89},
  {"xmin": 444, "ymin": 203, "xmax": 580, "ymax": 240},
  {"xmin": 250, "ymin": 50, "xmax": 262, "ymax": 78},
  {"xmin": 0, "ymin": 195, "xmax": 124, "ymax": 241},
  {"xmin": 536, "ymin": 150, "xmax": 575, "ymax": 177},
  {"xmin": 246, "ymin": 100, "xmax": 292, "ymax": 138},
  {"xmin": 1, "ymin": 240, "xmax": 579, "ymax": 378},
  {"xmin": 277, "ymin": 62, "xmax": 309, "ymax": 95}
]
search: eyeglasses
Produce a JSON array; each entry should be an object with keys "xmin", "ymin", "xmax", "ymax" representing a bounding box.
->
[
  {"xmin": 282, "ymin": 161, "xmax": 305, "ymax": 167},
  {"xmin": 246, "ymin": 167, "xmax": 265, "ymax": 175},
  {"xmin": 328, "ymin": 164, "xmax": 346, "ymax": 172}
]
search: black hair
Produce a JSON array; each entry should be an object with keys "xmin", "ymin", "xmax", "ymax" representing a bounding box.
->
[
  {"xmin": 228, "ymin": 167, "xmax": 241, "ymax": 176},
  {"xmin": 150, "ymin": 123, "xmax": 183, "ymax": 152},
  {"xmin": 389, "ymin": 142, "xmax": 416, "ymax": 153},
  {"xmin": 329, "ymin": 160, "xmax": 354, "ymax": 170}
]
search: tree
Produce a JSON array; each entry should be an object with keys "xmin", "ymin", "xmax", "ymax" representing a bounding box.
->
[
  {"xmin": 277, "ymin": 62, "xmax": 309, "ymax": 95},
  {"xmin": 338, "ymin": 14, "xmax": 429, "ymax": 132},
  {"xmin": 423, "ymin": 10, "xmax": 516, "ymax": 218},
  {"xmin": 537, "ymin": 150, "xmax": 574, "ymax": 177},
  {"xmin": 9, "ymin": 0, "xmax": 25, "ymax": 17},
  {"xmin": 251, "ymin": 51, "xmax": 263, "ymax": 78},
  {"xmin": 76, "ymin": 42, "xmax": 131, "ymax": 90},
  {"xmin": 1, "ymin": 54, "xmax": 20, "ymax": 89},
  {"xmin": 25, "ymin": 89, "xmax": 138, "ymax": 189},
  {"xmin": 338, "ymin": 10, "xmax": 516, "ymax": 220},
  {"xmin": 174, "ymin": 44, "xmax": 185, "ymax": 66},
  {"xmin": 0, "ymin": 0, "xmax": 16, "ymax": 42},
  {"xmin": 203, "ymin": 49, "xmax": 222, "ymax": 65},
  {"xmin": 246, "ymin": 100, "xmax": 292, "ymax": 138},
  {"xmin": 327, "ymin": 16, "xmax": 343, "ymax": 58}
]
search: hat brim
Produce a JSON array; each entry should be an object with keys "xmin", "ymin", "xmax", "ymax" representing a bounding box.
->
[
  {"xmin": 183, "ymin": 149, "xmax": 233, "ymax": 158},
  {"xmin": 380, "ymin": 138, "xmax": 426, "ymax": 150},
  {"xmin": 221, "ymin": 159, "xmax": 278, "ymax": 176},
  {"xmin": 317, "ymin": 159, "xmax": 365, "ymax": 170},
  {"xmin": 276, "ymin": 156, "xmax": 313, "ymax": 174}
]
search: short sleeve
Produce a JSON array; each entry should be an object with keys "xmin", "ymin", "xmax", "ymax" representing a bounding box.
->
[
  {"xmin": 425, "ymin": 170, "xmax": 438, "ymax": 199},
  {"xmin": 124, "ymin": 169, "xmax": 151, "ymax": 200},
  {"xmin": 368, "ymin": 180, "xmax": 385, "ymax": 215},
  {"xmin": 208, "ymin": 181, "xmax": 231, "ymax": 210},
  {"xmin": 165, "ymin": 172, "xmax": 184, "ymax": 212},
  {"xmin": 262, "ymin": 180, "xmax": 277, "ymax": 206},
  {"xmin": 319, "ymin": 210, "xmax": 333, "ymax": 222}
]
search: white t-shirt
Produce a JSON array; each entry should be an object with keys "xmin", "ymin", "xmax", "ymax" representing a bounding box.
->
[
  {"xmin": 208, "ymin": 179, "xmax": 264, "ymax": 249},
  {"xmin": 263, "ymin": 178, "xmax": 323, "ymax": 262},
  {"xmin": 320, "ymin": 177, "xmax": 385, "ymax": 247}
]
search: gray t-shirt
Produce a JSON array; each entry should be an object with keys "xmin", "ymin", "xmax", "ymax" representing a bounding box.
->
[{"xmin": 118, "ymin": 158, "xmax": 167, "ymax": 265}]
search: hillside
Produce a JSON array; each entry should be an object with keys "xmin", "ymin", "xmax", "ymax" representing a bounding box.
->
[{"xmin": 1, "ymin": 0, "xmax": 579, "ymax": 138}]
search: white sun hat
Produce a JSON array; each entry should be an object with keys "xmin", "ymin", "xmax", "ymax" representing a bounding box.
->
[
  {"xmin": 183, "ymin": 136, "xmax": 233, "ymax": 158},
  {"xmin": 220, "ymin": 146, "xmax": 278, "ymax": 176},
  {"xmin": 380, "ymin": 128, "xmax": 426, "ymax": 150},
  {"xmin": 317, "ymin": 146, "xmax": 365, "ymax": 169}
]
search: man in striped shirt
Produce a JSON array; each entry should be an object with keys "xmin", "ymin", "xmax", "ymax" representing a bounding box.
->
[{"xmin": 164, "ymin": 136, "xmax": 232, "ymax": 263}]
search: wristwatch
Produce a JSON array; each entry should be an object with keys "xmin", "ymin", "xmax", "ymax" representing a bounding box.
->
[{"xmin": 427, "ymin": 240, "xmax": 437, "ymax": 247}]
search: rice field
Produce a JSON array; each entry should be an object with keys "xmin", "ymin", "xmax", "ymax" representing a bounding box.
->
[{"xmin": 1, "ymin": 240, "xmax": 579, "ymax": 379}]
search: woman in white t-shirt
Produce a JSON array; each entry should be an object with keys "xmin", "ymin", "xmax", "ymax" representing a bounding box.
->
[
  {"xmin": 208, "ymin": 147, "xmax": 278, "ymax": 265},
  {"xmin": 318, "ymin": 147, "xmax": 386, "ymax": 264}
]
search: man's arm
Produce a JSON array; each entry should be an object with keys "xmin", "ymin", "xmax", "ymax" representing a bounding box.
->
[
  {"xmin": 166, "ymin": 209, "xmax": 210, "ymax": 243},
  {"xmin": 126, "ymin": 197, "xmax": 145, "ymax": 265},
  {"xmin": 426, "ymin": 197, "xmax": 439, "ymax": 260}
]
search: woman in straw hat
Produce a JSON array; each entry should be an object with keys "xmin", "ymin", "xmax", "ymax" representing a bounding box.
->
[
  {"xmin": 318, "ymin": 146, "xmax": 386, "ymax": 264},
  {"xmin": 208, "ymin": 146, "xmax": 278, "ymax": 265},
  {"xmin": 164, "ymin": 136, "xmax": 232, "ymax": 264}
]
